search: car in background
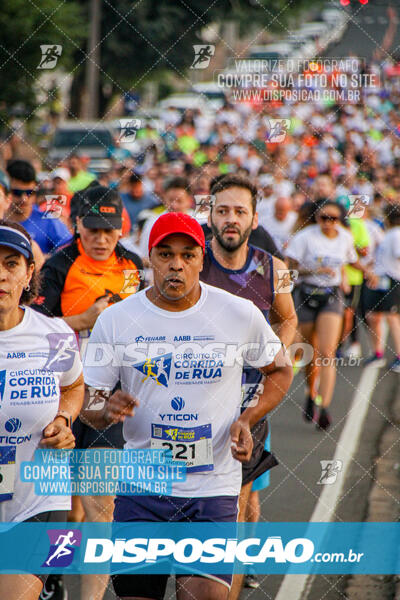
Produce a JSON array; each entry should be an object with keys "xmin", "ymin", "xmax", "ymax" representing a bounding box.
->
[
  {"xmin": 248, "ymin": 42, "xmax": 293, "ymax": 61},
  {"xmin": 285, "ymin": 36, "xmax": 317, "ymax": 61},
  {"xmin": 157, "ymin": 93, "xmax": 213, "ymax": 114},
  {"xmin": 321, "ymin": 7, "xmax": 347, "ymax": 26},
  {"xmin": 320, "ymin": 8, "xmax": 348, "ymax": 43},
  {"xmin": 190, "ymin": 82, "xmax": 227, "ymax": 110},
  {"xmin": 297, "ymin": 22, "xmax": 330, "ymax": 48},
  {"xmin": 47, "ymin": 122, "xmax": 116, "ymax": 172}
]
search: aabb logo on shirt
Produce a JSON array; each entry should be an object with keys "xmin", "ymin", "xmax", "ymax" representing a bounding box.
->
[
  {"xmin": 7, "ymin": 352, "xmax": 26, "ymax": 359},
  {"xmin": 133, "ymin": 353, "xmax": 172, "ymax": 388}
]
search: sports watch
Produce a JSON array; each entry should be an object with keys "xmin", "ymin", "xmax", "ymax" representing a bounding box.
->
[{"xmin": 55, "ymin": 411, "xmax": 73, "ymax": 429}]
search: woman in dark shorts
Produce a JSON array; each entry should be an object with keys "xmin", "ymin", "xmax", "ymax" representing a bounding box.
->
[
  {"xmin": 286, "ymin": 201, "xmax": 375, "ymax": 429},
  {"xmin": 364, "ymin": 204, "xmax": 400, "ymax": 372}
]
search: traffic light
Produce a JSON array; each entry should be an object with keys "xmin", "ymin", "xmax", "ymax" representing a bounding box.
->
[{"xmin": 340, "ymin": 0, "xmax": 368, "ymax": 4}]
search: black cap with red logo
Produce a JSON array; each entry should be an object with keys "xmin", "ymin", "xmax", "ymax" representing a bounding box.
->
[{"xmin": 78, "ymin": 186, "xmax": 123, "ymax": 230}]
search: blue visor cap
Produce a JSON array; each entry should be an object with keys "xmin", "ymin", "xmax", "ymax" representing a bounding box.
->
[{"xmin": 0, "ymin": 226, "xmax": 34, "ymax": 261}]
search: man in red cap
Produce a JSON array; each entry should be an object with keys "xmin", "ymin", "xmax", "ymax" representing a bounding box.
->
[{"xmin": 82, "ymin": 212, "xmax": 293, "ymax": 600}]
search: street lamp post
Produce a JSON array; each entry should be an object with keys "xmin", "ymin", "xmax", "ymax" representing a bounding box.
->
[{"xmin": 82, "ymin": 0, "xmax": 102, "ymax": 119}]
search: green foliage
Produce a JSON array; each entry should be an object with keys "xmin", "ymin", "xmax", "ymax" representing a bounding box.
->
[
  {"xmin": 0, "ymin": 0, "xmax": 85, "ymax": 116},
  {"xmin": 0, "ymin": 0, "xmax": 324, "ymax": 120},
  {"xmin": 79, "ymin": 0, "xmax": 324, "ymax": 93}
]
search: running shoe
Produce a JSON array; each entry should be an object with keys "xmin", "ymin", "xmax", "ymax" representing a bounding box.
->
[
  {"xmin": 244, "ymin": 572, "xmax": 260, "ymax": 589},
  {"xmin": 303, "ymin": 395, "xmax": 315, "ymax": 422},
  {"xmin": 39, "ymin": 575, "xmax": 67, "ymax": 600},
  {"xmin": 388, "ymin": 358, "xmax": 400, "ymax": 374},
  {"xmin": 364, "ymin": 354, "xmax": 386, "ymax": 368},
  {"xmin": 343, "ymin": 342, "xmax": 362, "ymax": 359},
  {"xmin": 316, "ymin": 408, "xmax": 331, "ymax": 431}
]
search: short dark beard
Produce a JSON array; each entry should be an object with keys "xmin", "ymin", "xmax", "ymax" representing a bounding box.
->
[{"xmin": 210, "ymin": 221, "xmax": 253, "ymax": 252}]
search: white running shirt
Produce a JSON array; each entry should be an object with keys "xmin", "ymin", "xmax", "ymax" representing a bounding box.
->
[
  {"xmin": 258, "ymin": 207, "xmax": 297, "ymax": 252},
  {"xmin": 286, "ymin": 224, "xmax": 358, "ymax": 286},
  {"xmin": 84, "ymin": 283, "xmax": 281, "ymax": 497},
  {"xmin": 0, "ymin": 307, "xmax": 82, "ymax": 522},
  {"xmin": 375, "ymin": 227, "xmax": 400, "ymax": 280}
]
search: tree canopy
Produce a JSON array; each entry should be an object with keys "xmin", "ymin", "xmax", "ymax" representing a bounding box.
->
[
  {"xmin": 0, "ymin": 0, "xmax": 84, "ymax": 120},
  {"xmin": 0, "ymin": 0, "xmax": 323, "ymax": 121}
]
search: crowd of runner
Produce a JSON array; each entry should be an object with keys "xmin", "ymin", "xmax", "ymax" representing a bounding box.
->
[{"xmin": 0, "ymin": 56, "xmax": 399, "ymax": 600}]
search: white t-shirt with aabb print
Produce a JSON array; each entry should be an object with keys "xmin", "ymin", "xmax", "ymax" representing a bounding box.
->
[
  {"xmin": 84, "ymin": 283, "xmax": 281, "ymax": 498},
  {"xmin": 0, "ymin": 307, "xmax": 82, "ymax": 522}
]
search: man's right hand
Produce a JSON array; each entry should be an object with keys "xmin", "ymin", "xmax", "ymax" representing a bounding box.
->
[
  {"xmin": 104, "ymin": 390, "xmax": 139, "ymax": 425},
  {"xmin": 316, "ymin": 266, "xmax": 336, "ymax": 277},
  {"xmin": 83, "ymin": 296, "xmax": 110, "ymax": 328}
]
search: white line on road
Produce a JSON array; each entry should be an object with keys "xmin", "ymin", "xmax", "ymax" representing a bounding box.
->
[{"xmin": 275, "ymin": 363, "xmax": 383, "ymax": 600}]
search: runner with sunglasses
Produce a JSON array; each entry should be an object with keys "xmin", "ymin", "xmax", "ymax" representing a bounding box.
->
[
  {"xmin": 6, "ymin": 160, "xmax": 72, "ymax": 255},
  {"xmin": 286, "ymin": 200, "xmax": 376, "ymax": 430}
]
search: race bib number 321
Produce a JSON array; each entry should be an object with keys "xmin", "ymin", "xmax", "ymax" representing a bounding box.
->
[{"xmin": 151, "ymin": 424, "xmax": 213, "ymax": 473}]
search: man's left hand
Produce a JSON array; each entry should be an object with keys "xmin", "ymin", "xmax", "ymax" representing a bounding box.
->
[
  {"xmin": 230, "ymin": 419, "xmax": 253, "ymax": 463},
  {"xmin": 39, "ymin": 417, "xmax": 75, "ymax": 449}
]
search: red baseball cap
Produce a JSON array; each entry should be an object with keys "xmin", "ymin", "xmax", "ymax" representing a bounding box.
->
[{"xmin": 148, "ymin": 212, "xmax": 205, "ymax": 254}]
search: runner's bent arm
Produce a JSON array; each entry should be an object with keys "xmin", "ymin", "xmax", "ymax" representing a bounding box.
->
[
  {"xmin": 81, "ymin": 313, "xmax": 138, "ymax": 429},
  {"xmin": 230, "ymin": 347, "xmax": 293, "ymax": 462},
  {"xmin": 269, "ymin": 256, "xmax": 298, "ymax": 346},
  {"xmin": 59, "ymin": 372, "xmax": 85, "ymax": 422},
  {"xmin": 288, "ymin": 257, "xmax": 334, "ymax": 278},
  {"xmin": 80, "ymin": 386, "xmax": 138, "ymax": 430},
  {"xmin": 238, "ymin": 347, "xmax": 293, "ymax": 429},
  {"xmin": 63, "ymin": 296, "xmax": 110, "ymax": 331},
  {"xmin": 40, "ymin": 373, "xmax": 85, "ymax": 449},
  {"xmin": 349, "ymin": 259, "xmax": 377, "ymax": 285}
]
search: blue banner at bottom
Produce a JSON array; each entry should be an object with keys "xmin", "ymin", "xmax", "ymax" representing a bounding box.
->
[{"xmin": 0, "ymin": 522, "xmax": 399, "ymax": 575}]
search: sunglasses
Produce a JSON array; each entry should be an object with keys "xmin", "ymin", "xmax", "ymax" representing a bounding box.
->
[
  {"xmin": 318, "ymin": 214, "xmax": 339, "ymax": 222},
  {"xmin": 11, "ymin": 188, "xmax": 35, "ymax": 197}
]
